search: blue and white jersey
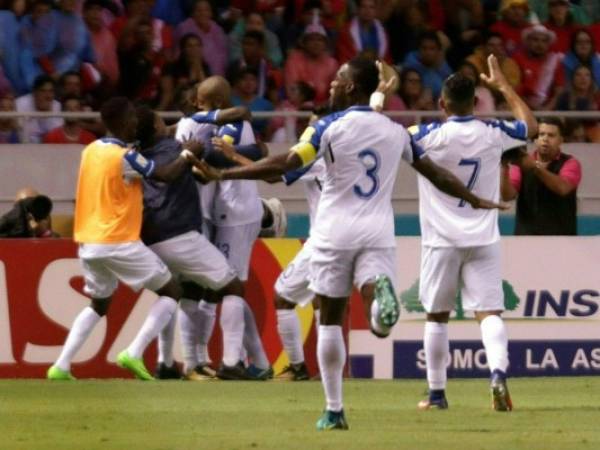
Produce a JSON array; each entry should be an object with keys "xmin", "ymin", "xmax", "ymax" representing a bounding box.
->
[
  {"xmin": 212, "ymin": 120, "xmax": 263, "ymax": 227},
  {"xmin": 283, "ymin": 159, "xmax": 326, "ymax": 227},
  {"xmin": 410, "ymin": 116, "xmax": 527, "ymax": 247},
  {"xmin": 291, "ymin": 106, "xmax": 418, "ymax": 250}
]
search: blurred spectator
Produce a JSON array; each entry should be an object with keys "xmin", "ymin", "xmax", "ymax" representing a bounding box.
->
[
  {"xmin": 43, "ymin": 95, "xmax": 97, "ymax": 144},
  {"xmin": 0, "ymin": 192, "xmax": 56, "ymax": 238},
  {"xmin": 228, "ymin": 12, "xmax": 283, "ymax": 68},
  {"xmin": 458, "ymin": 61, "xmax": 496, "ymax": 113},
  {"xmin": 117, "ymin": 17, "xmax": 166, "ymax": 105},
  {"xmin": 283, "ymin": 0, "xmax": 337, "ymax": 53},
  {"xmin": 0, "ymin": 2, "xmax": 27, "ymax": 94},
  {"xmin": 284, "ymin": 23, "xmax": 338, "ymax": 104},
  {"xmin": 227, "ymin": 30, "xmax": 280, "ymax": 103},
  {"xmin": 336, "ymin": 0, "xmax": 391, "ymax": 64},
  {"xmin": 58, "ymin": 70, "xmax": 104, "ymax": 135},
  {"xmin": 590, "ymin": 23, "xmax": 600, "ymax": 54},
  {"xmin": 16, "ymin": 75, "xmax": 63, "ymax": 143},
  {"xmin": 28, "ymin": 0, "xmax": 97, "ymax": 81},
  {"xmin": 578, "ymin": 0, "xmax": 600, "ymax": 23},
  {"xmin": 111, "ymin": 0, "xmax": 173, "ymax": 57},
  {"xmin": 544, "ymin": 0, "xmax": 578, "ymax": 54},
  {"xmin": 18, "ymin": 0, "xmax": 55, "ymax": 89},
  {"xmin": 175, "ymin": 0, "xmax": 228, "ymax": 75},
  {"xmin": 490, "ymin": 0, "xmax": 531, "ymax": 56},
  {"xmin": 501, "ymin": 118, "xmax": 582, "ymax": 235},
  {"xmin": 160, "ymin": 34, "xmax": 210, "ymax": 111},
  {"xmin": 443, "ymin": 0, "xmax": 484, "ymax": 68},
  {"xmin": 83, "ymin": 0, "xmax": 120, "ymax": 88},
  {"xmin": 269, "ymin": 81, "xmax": 315, "ymax": 142},
  {"xmin": 231, "ymin": 66, "xmax": 274, "ymax": 138},
  {"xmin": 466, "ymin": 31, "xmax": 521, "ymax": 91},
  {"xmin": 150, "ymin": 0, "xmax": 188, "ymax": 26},
  {"xmin": 562, "ymin": 29, "xmax": 600, "ymax": 88},
  {"xmin": 551, "ymin": 65, "xmax": 600, "ymax": 142},
  {"xmin": 528, "ymin": 0, "xmax": 591, "ymax": 25},
  {"xmin": 0, "ymin": 93, "xmax": 20, "ymax": 143},
  {"xmin": 513, "ymin": 24, "xmax": 564, "ymax": 109},
  {"xmin": 384, "ymin": 2, "xmax": 437, "ymax": 64},
  {"xmin": 402, "ymin": 31, "xmax": 452, "ymax": 101},
  {"xmin": 563, "ymin": 119, "xmax": 587, "ymax": 142},
  {"xmin": 394, "ymin": 68, "xmax": 435, "ymax": 127}
]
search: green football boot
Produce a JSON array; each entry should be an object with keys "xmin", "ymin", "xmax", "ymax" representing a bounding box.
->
[
  {"xmin": 316, "ymin": 409, "xmax": 349, "ymax": 431},
  {"xmin": 47, "ymin": 365, "xmax": 76, "ymax": 380},
  {"xmin": 117, "ymin": 350, "xmax": 154, "ymax": 380},
  {"xmin": 374, "ymin": 274, "xmax": 400, "ymax": 330}
]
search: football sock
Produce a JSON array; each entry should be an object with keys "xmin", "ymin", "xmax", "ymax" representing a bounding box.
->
[
  {"xmin": 220, "ymin": 295, "xmax": 245, "ymax": 367},
  {"xmin": 480, "ymin": 315, "xmax": 509, "ymax": 373},
  {"xmin": 157, "ymin": 310, "xmax": 176, "ymax": 367},
  {"xmin": 127, "ymin": 296, "xmax": 177, "ymax": 359},
  {"xmin": 55, "ymin": 306, "xmax": 101, "ymax": 372},
  {"xmin": 242, "ymin": 301, "xmax": 269, "ymax": 369},
  {"xmin": 424, "ymin": 321, "xmax": 449, "ymax": 390},
  {"xmin": 196, "ymin": 300, "xmax": 217, "ymax": 365},
  {"xmin": 179, "ymin": 298, "xmax": 199, "ymax": 372},
  {"xmin": 317, "ymin": 325, "xmax": 345, "ymax": 412},
  {"xmin": 277, "ymin": 309, "xmax": 304, "ymax": 364}
]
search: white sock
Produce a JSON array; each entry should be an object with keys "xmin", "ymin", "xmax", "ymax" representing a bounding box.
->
[
  {"xmin": 127, "ymin": 296, "xmax": 177, "ymax": 359},
  {"xmin": 196, "ymin": 300, "xmax": 216, "ymax": 364},
  {"xmin": 157, "ymin": 310, "xmax": 176, "ymax": 367},
  {"xmin": 480, "ymin": 315, "xmax": 509, "ymax": 373},
  {"xmin": 220, "ymin": 295, "xmax": 245, "ymax": 366},
  {"xmin": 424, "ymin": 321, "xmax": 449, "ymax": 390},
  {"xmin": 314, "ymin": 309, "xmax": 321, "ymax": 337},
  {"xmin": 179, "ymin": 298, "xmax": 199, "ymax": 372},
  {"xmin": 277, "ymin": 309, "xmax": 304, "ymax": 364},
  {"xmin": 242, "ymin": 301, "xmax": 269, "ymax": 369},
  {"xmin": 317, "ymin": 325, "xmax": 345, "ymax": 412},
  {"xmin": 55, "ymin": 307, "xmax": 101, "ymax": 371}
]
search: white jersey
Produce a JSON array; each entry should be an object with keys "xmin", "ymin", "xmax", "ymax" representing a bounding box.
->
[
  {"xmin": 283, "ymin": 159, "xmax": 326, "ymax": 227},
  {"xmin": 175, "ymin": 116, "xmax": 217, "ymax": 223},
  {"xmin": 212, "ymin": 120, "xmax": 263, "ymax": 227},
  {"xmin": 292, "ymin": 106, "xmax": 418, "ymax": 250},
  {"xmin": 411, "ymin": 116, "xmax": 527, "ymax": 247}
]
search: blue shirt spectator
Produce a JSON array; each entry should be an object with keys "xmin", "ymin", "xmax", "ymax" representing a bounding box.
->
[{"xmin": 562, "ymin": 29, "xmax": 600, "ymax": 88}]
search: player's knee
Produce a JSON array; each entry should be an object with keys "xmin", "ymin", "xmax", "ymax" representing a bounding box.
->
[
  {"xmin": 156, "ymin": 278, "xmax": 182, "ymax": 300},
  {"xmin": 91, "ymin": 298, "xmax": 112, "ymax": 317},
  {"xmin": 427, "ymin": 312, "xmax": 450, "ymax": 323},
  {"xmin": 474, "ymin": 310, "xmax": 502, "ymax": 323},
  {"xmin": 181, "ymin": 281, "xmax": 205, "ymax": 300},
  {"xmin": 274, "ymin": 294, "xmax": 295, "ymax": 310},
  {"xmin": 220, "ymin": 278, "xmax": 245, "ymax": 298}
]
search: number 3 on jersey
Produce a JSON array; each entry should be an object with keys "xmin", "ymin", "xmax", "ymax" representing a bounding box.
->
[
  {"xmin": 353, "ymin": 148, "xmax": 381, "ymax": 199},
  {"xmin": 458, "ymin": 158, "xmax": 481, "ymax": 207}
]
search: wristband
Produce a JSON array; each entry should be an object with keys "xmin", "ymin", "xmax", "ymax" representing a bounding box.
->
[
  {"xmin": 190, "ymin": 109, "xmax": 219, "ymax": 124},
  {"xmin": 180, "ymin": 149, "xmax": 194, "ymax": 160},
  {"xmin": 369, "ymin": 91, "xmax": 385, "ymax": 110}
]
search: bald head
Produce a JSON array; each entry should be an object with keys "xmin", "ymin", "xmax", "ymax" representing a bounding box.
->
[
  {"xmin": 15, "ymin": 187, "xmax": 39, "ymax": 202},
  {"xmin": 196, "ymin": 76, "xmax": 231, "ymax": 110}
]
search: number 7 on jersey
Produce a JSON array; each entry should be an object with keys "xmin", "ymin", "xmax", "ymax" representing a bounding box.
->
[{"xmin": 458, "ymin": 158, "xmax": 481, "ymax": 207}]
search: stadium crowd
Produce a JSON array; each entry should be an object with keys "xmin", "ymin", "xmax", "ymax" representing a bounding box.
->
[{"xmin": 0, "ymin": 0, "xmax": 598, "ymax": 144}]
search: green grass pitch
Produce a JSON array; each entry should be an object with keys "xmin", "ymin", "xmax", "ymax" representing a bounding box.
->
[{"xmin": 1, "ymin": 377, "xmax": 599, "ymax": 450}]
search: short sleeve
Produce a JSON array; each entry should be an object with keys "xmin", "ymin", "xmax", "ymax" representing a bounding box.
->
[
  {"xmin": 559, "ymin": 157, "xmax": 582, "ymax": 188},
  {"xmin": 290, "ymin": 113, "xmax": 337, "ymax": 167},
  {"xmin": 217, "ymin": 121, "xmax": 243, "ymax": 145},
  {"xmin": 407, "ymin": 122, "xmax": 441, "ymax": 160},
  {"xmin": 486, "ymin": 119, "xmax": 528, "ymax": 152},
  {"xmin": 122, "ymin": 151, "xmax": 155, "ymax": 181},
  {"xmin": 508, "ymin": 164, "xmax": 522, "ymax": 192}
]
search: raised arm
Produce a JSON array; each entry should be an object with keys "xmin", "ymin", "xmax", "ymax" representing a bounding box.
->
[
  {"xmin": 412, "ymin": 156, "xmax": 507, "ymax": 210},
  {"xmin": 480, "ymin": 55, "xmax": 537, "ymax": 138}
]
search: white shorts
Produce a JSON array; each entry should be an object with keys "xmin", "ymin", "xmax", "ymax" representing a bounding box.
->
[
  {"xmin": 274, "ymin": 240, "xmax": 313, "ymax": 306},
  {"xmin": 419, "ymin": 242, "xmax": 503, "ymax": 313},
  {"xmin": 149, "ymin": 231, "xmax": 236, "ymax": 291},
  {"xmin": 210, "ymin": 221, "xmax": 261, "ymax": 281},
  {"xmin": 79, "ymin": 241, "xmax": 172, "ymax": 299},
  {"xmin": 308, "ymin": 246, "xmax": 397, "ymax": 298}
]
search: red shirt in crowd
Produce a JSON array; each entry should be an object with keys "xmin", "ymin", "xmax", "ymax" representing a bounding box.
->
[
  {"xmin": 513, "ymin": 50, "xmax": 564, "ymax": 108},
  {"xmin": 43, "ymin": 127, "xmax": 97, "ymax": 145},
  {"xmin": 490, "ymin": 20, "xmax": 529, "ymax": 55}
]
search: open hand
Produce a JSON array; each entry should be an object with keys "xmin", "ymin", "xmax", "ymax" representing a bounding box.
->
[
  {"xmin": 180, "ymin": 135, "xmax": 204, "ymax": 157},
  {"xmin": 470, "ymin": 197, "xmax": 510, "ymax": 210},
  {"xmin": 191, "ymin": 160, "xmax": 223, "ymax": 181}
]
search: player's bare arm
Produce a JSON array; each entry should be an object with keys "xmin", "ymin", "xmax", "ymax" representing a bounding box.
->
[
  {"xmin": 412, "ymin": 156, "xmax": 508, "ymax": 210},
  {"xmin": 150, "ymin": 140, "xmax": 203, "ymax": 183},
  {"xmin": 480, "ymin": 55, "xmax": 538, "ymax": 138}
]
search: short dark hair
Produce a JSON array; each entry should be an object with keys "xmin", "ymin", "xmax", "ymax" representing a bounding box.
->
[
  {"xmin": 100, "ymin": 97, "xmax": 132, "ymax": 132},
  {"xmin": 22, "ymin": 195, "xmax": 52, "ymax": 221},
  {"xmin": 442, "ymin": 72, "xmax": 475, "ymax": 114},
  {"xmin": 32, "ymin": 75, "xmax": 55, "ymax": 92},
  {"xmin": 538, "ymin": 117, "xmax": 564, "ymax": 135},
  {"xmin": 135, "ymin": 104, "xmax": 156, "ymax": 148},
  {"xmin": 418, "ymin": 31, "xmax": 442, "ymax": 49},
  {"xmin": 347, "ymin": 57, "xmax": 379, "ymax": 98},
  {"xmin": 243, "ymin": 30, "xmax": 265, "ymax": 45},
  {"xmin": 61, "ymin": 94, "xmax": 83, "ymax": 106},
  {"xmin": 59, "ymin": 70, "xmax": 81, "ymax": 83}
]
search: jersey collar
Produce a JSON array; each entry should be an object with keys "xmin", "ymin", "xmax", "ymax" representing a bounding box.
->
[
  {"xmin": 100, "ymin": 137, "xmax": 128, "ymax": 147},
  {"xmin": 447, "ymin": 115, "xmax": 475, "ymax": 122}
]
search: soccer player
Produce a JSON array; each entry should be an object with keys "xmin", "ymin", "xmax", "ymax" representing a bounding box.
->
[
  {"xmin": 411, "ymin": 55, "xmax": 537, "ymax": 411},
  {"xmin": 135, "ymin": 105, "xmax": 269, "ymax": 381},
  {"xmin": 190, "ymin": 57, "xmax": 504, "ymax": 429},
  {"xmin": 47, "ymin": 97, "xmax": 196, "ymax": 381}
]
